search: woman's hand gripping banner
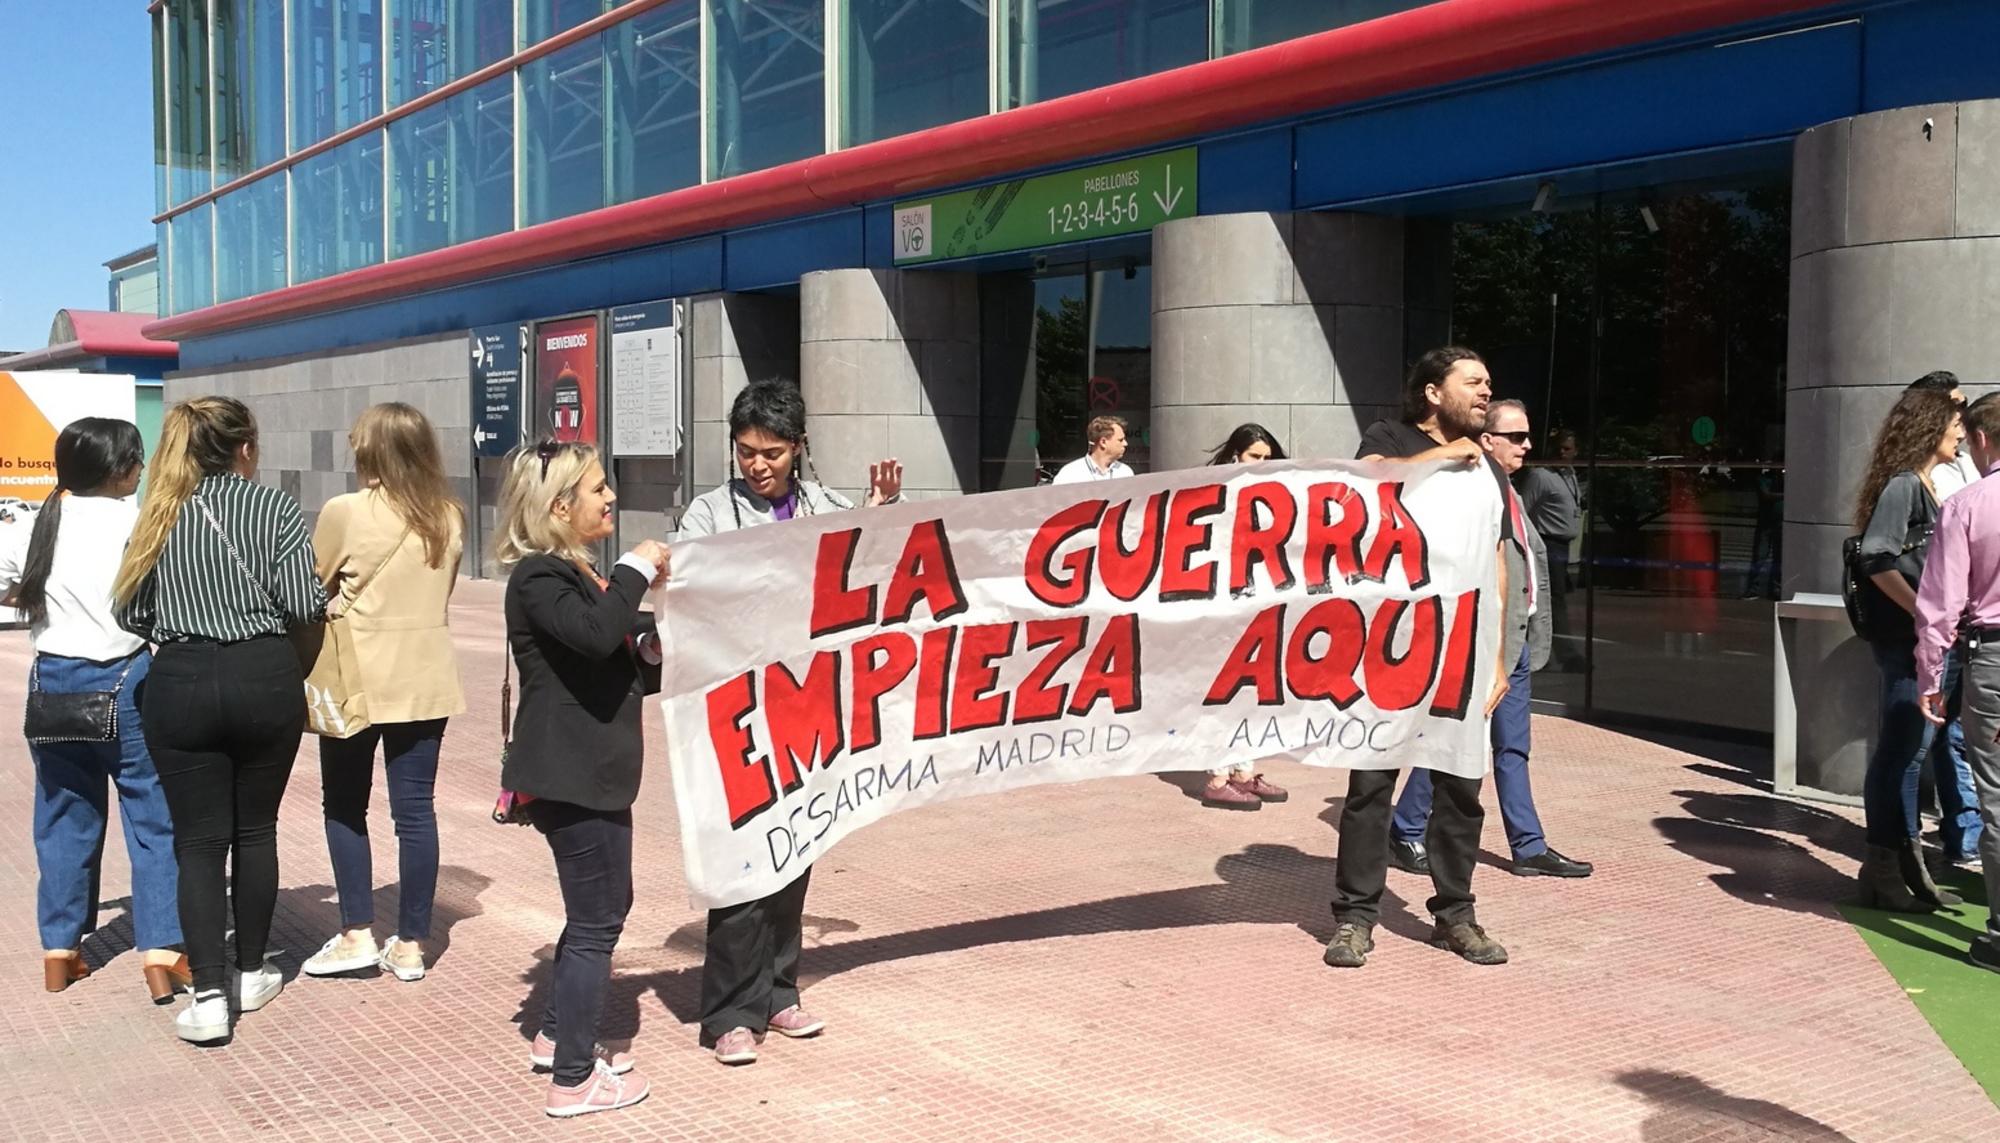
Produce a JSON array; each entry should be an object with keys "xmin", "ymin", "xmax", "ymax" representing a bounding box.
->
[{"xmin": 658, "ymin": 459, "xmax": 1502, "ymax": 908}]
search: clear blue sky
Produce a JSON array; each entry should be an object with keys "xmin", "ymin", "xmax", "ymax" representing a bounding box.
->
[{"xmin": 0, "ymin": 1, "xmax": 155, "ymax": 351}]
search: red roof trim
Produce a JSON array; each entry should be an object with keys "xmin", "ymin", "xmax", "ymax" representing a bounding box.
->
[
  {"xmin": 147, "ymin": 0, "xmax": 1835, "ymax": 342},
  {"xmin": 61, "ymin": 310, "xmax": 180, "ymax": 358}
]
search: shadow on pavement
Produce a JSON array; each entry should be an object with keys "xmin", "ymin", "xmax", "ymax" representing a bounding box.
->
[
  {"xmin": 1652, "ymin": 786, "xmax": 1868, "ymax": 914},
  {"xmin": 1615, "ymin": 1069, "xmax": 1855, "ymax": 1141},
  {"xmin": 267, "ymin": 864, "xmax": 492, "ymax": 976}
]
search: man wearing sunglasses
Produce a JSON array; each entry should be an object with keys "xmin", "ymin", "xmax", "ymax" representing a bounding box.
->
[{"xmin": 1389, "ymin": 399, "xmax": 1594, "ymax": 884}]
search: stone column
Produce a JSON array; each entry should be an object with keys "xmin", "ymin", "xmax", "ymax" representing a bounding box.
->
[
  {"xmin": 1785, "ymin": 99, "xmax": 2000, "ymax": 798},
  {"xmin": 1150, "ymin": 211, "xmax": 1412, "ymax": 468},
  {"xmin": 686, "ymin": 292, "xmax": 802, "ymax": 494},
  {"xmin": 799, "ymin": 268, "xmax": 980, "ymax": 501}
]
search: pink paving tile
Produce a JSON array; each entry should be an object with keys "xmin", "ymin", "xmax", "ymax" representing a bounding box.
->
[{"xmin": 0, "ymin": 578, "xmax": 1994, "ymax": 1141}]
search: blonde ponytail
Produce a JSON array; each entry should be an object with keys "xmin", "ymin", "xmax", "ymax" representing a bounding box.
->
[{"xmin": 113, "ymin": 397, "xmax": 260, "ymax": 604}]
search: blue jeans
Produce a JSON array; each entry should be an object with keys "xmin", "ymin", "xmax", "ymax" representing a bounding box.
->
[
  {"xmin": 28, "ymin": 651, "xmax": 181, "ymax": 951},
  {"xmin": 1392, "ymin": 645, "xmax": 1548, "ymax": 859},
  {"xmin": 319, "ymin": 719, "xmax": 445, "ymax": 941},
  {"xmin": 1931, "ymin": 650, "xmax": 1983, "ymax": 860},
  {"xmin": 1866, "ymin": 642, "xmax": 1942, "ymax": 847}
]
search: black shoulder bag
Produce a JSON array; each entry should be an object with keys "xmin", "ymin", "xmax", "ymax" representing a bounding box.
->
[
  {"xmin": 24, "ymin": 654, "xmax": 140, "ymax": 745},
  {"xmin": 1841, "ymin": 487, "xmax": 1934, "ymax": 645}
]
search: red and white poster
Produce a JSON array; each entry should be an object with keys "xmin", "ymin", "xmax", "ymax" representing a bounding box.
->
[
  {"xmin": 657, "ymin": 460, "xmax": 1505, "ymax": 908},
  {"xmin": 534, "ymin": 314, "xmax": 600, "ymax": 445}
]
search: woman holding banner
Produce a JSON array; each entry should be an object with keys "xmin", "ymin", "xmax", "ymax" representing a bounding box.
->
[
  {"xmin": 496, "ymin": 438, "xmax": 667, "ymax": 1117},
  {"xmin": 676, "ymin": 379, "xmax": 902, "ymax": 1066},
  {"xmin": 1198, "ymin": 424, "xmax": 1292, "ymax": 811}
]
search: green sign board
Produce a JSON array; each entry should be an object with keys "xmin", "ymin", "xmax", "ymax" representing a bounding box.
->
[
  {"xmin": 1691, "ymin": 415, "xmax": 1717, "ymax": 446},
  {"xmin": 893, "ymin": 147, "xmax": 1198, "ymax": 265}
]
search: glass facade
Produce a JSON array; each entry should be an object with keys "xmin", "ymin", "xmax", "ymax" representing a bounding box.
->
[
  {"xmin": 215, "ymin": 0, "xmax": 289, "ymax": 180},
  {"xmin": 708, "ymin": 0, "xmax": 826, "ymax": 179},
  {"xmin": 1001, "ymin": 0, "xmax": 1207, "ymax": 108},
  {"xmin": 609, "ymin": 1, "xmax": 701, "ymax": 202},
  {"xmin": 1213, "ymin": 0, "xmax": 1437, "ymax": 55},
  {"xmin": 521, "ymin": 35, "xmax": 607, "ymax": 225},
  {"xmin": 216, "ymin": 177, "xmax": 290, "ymax": 300},
  {"xmin": 392, "ymin": 74, "xmax": 516, "ymax": 256},
  {"xmin": 843, "ymin": 0, "xmax": 988, "ymax": 146},
  {"xmin": 1431, "ymin": 181, "xmax": 1791, "ymax": 734},
  {"xmin": 157, "ymin": 0, "xmax": 1451, "ymax": 312},
  {"xmin": 293, "ymin": 133, "xmax": 387, "ymax": 283},
  {"xmin": 391, "ymin": 0, "xmax": 515, "ymax": 105}
]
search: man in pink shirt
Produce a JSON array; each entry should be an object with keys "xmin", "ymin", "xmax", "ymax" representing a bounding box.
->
[{"xmin": 1916, "ymin": 392, "xmax": 2000, "ymax": 972}]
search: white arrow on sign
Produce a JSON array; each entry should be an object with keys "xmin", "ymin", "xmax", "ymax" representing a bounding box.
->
[
  {"xmin": 1152, "ymin": 164, "xmax": 1183, "ymax": 215},
  {"xmin": 473, "ymin": 426, "xmax": 491, "ymax": 446}
]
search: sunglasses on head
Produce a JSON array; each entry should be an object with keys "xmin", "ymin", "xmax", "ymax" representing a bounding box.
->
[
  {"xmin": 536, "ymin": 438, "xmax": 561, "ymax": 481},
  {"xmin": 1490, "ymin": 431, "xmax": 1533, "ymax": 445}
]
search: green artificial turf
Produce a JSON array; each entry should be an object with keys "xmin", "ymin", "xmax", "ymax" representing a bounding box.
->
[{"xmin": 1840, "ymin": 868, "xmax": 2000, "ymax": 1103}]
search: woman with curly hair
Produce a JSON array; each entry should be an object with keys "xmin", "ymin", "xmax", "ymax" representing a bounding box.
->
[{"xmin": 1852, "ymin": 387, "xmax": 1966, "ymax": 912}]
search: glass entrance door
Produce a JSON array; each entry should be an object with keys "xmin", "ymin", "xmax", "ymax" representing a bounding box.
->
[{"xmin": 1440, "ymin": 180, "xmax": 1790, "ymax": 736}]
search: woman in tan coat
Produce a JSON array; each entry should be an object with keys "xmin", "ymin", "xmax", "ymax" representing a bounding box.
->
[{"xmin": 301, "ymin": 403, "xmax": 465, "ymax": 982}]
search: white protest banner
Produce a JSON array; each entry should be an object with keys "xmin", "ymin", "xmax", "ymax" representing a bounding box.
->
[{"xmin": 659, "ymin": 459, "xmax": 1503, "ymax": 909}]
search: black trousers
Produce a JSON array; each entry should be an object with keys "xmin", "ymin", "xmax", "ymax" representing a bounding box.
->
[
  {"xmin": 1332, "ymin": 768, "xmax": 1481, "ymax": 927},
  {"xmin": 533, "ymin": 801, "xmax": 634, "ymax": 1087},
  {"xmin": 142, "ymin": 637, "xmax": 307, "ymax": 993},
  {"xmin": 699, "ymin": 868, "xmax": 812, "ymax": 1045}
]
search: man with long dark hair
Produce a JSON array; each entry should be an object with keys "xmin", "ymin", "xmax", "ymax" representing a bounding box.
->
[{"xmin": 1323, "ymin": 347, "xmax": 1514, "ymax": 971}]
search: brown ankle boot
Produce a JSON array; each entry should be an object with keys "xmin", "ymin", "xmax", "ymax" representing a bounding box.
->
[
  {"xmin": 1858, "ymin": 845, "xmax": 1931, "ymax": 913},
  {"xmin": 1899, "ymin": 839, "xmax": 1962, "ymax": 909}
]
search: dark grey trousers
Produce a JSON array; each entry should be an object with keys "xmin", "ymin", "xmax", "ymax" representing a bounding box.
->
[{"xmin": 1962, "ymin": 643, "xmax": 2000, "ymax": 943}]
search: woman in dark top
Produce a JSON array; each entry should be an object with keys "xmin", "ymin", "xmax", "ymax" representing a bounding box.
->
[
  {"xmin": 1852, "ymin": 387, "xmax": 1965, "ymax": 912},
  {"xmin": 496, "ymin": 438, "xmax": 666, "ymax": 1119},
  {"xmin": 112, "ymin": 396, "xmax": 325, "ymax": 1044}
]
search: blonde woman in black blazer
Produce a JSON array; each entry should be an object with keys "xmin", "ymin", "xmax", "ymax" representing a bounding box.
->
[{"xmin": 494, "ymin": 439, "xmax": 665, "ymax": 1120}]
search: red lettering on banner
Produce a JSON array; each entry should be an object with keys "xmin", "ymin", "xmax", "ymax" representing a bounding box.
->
[
  {"xmin": 763, "ymin": 653, "xmax": 844, "ymax": 793},
  {"xmin": 1204, "ymin": 603, "xmax": 1286, "ymax": 705},
  {"xmin": 1228, "ymin": 480, "xmax": 1299, "ymax": 597},
  {"xmin": 1069, "ymin": 613, "xmax": 1143, "ymax": 716},
  {"xmin": 1025, "ymin": 500, "xmax": 1106, "ymax": 607},
  {"xmin": 1304, "ymin": 481, "xmax": 1369, "ymax": 592},
  {"xmin": 1097, "ymin": 493, "xmax": 1169, "ymax": 602},
  {"xmin": 949, "ymin": 621, "xmax": 1019, "ymax": 733},
  {"xmin": 913, "ymin": 626, "xmax": 957, "ymax": 740},
  {"xmin": 1159, "ymin": 483, "xmax": 1226, "ymax": 602},
  {"xmin": 809, "ymin": 528, "xmax": 877, "ymax": 638},
  {"xmin": 1015, "ymin": 617, "xmax": 1087, "ymax": 723},
  {"xmin": 1362, "ymin": 596, "xmax": 1443, "ymax": 711},
  {"xmin": 849, "ymin": 632, "xmax": 918, "ymax": 752},
  {"xmin": 880, "ymin": 519, "xmax": 969, "ymax": 626},
  {"xmin": 1285, "ymin": 598, "xmax": 1366, "ymax": 707},
  {"xmin": 705, "ymin": 672, "xmax": 776, "ymax": 829},
  {"xmin": 1361, "ymin": 483, "xmax": 1433, "ymax": 590},
  {"xmin": 1427, "ymin": 589, "xmax": 1482, "ymax": 720}
]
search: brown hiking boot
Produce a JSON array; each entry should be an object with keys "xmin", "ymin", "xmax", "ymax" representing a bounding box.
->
[
  {"xmin": 1430, "ymin": 919, "xmax": 1509, "ymax": 965},
  {"xmin": 1322, "ymin": 921, "xmax": 1375, "ymax": 968}
]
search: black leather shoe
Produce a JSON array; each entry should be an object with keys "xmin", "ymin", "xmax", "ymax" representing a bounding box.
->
[
  {"xmin": 1389, "ymin": 839, "xmax": 1430, "ymax": 875},
  {"xmin": 1971, "ymin": 939, "xmax": 2000, "ymax": 975},
  {"xmin": 1512, "ymin": 848, "xmax": 1593, "ymax": 878}
]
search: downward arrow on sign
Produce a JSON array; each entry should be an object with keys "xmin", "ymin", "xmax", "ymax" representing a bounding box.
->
[{"xmin": 1152, "ymin": 164, "xmax": 1183, "ymax": 215}]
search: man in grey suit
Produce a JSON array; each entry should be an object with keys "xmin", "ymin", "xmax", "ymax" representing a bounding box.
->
[{"xmin": 1388, "ymin": 400, "xmax": 1593, "ymax": 879}]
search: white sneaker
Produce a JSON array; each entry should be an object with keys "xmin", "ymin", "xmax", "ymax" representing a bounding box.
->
[
  {"xmin": 302, "ymin": 933, "xmax": 380, "ymax": 977},
  {"xmin": 176, "ymin": 989, "xmax": 229, "ymax": 1044},
  {"xmin": 378, "ymin": 937, "xmax": 426, "ymax": 983},
  {"xmin": 237, "ymin": 962, "xmax": 284, "ymax": 1013}
]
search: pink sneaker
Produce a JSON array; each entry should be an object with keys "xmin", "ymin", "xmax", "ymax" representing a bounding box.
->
[
  {"xmin": 529, "ymin": 1031, "xmax": 635, "ymax": 1075},
  {"xmin": 769, "ymin": 1005, "xmax": 825, "ymax": 1039},
  {"xmin": 713, "ymin": 1027, "xmax": 759, "ymax": 1065},
  {"xmin": 545, "ymin": 1061, "xmax": 649, "ymax": 1118}
]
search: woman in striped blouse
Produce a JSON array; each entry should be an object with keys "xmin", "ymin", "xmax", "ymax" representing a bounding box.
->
[{"xmin": 115, "ymin": 396, "xmax": 325, "ymax": 1045}]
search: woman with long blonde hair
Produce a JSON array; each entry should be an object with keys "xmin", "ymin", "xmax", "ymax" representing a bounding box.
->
[
  {"xmin": 498, "ymin": 438, "xmax": 666, "ymax": 1117},
  {"xmin": 115, "ymin": 396, "xmax": 324, "ymax": 1045},
  {"xmin": 299, "ymin": 403, "xmax": 465, "ymax": 985},
  {"xmin": 1852, "ymin": 387, "xmax": 1966, "ymax": 913}
]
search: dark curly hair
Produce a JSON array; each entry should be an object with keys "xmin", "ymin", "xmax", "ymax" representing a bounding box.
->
[{"xmin": 1854, "ymin": 388, "xmax": 1959, "ymax": 532}]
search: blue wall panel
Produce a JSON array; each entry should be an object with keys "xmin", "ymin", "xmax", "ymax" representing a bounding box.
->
[
  {"xmin": 1294, "ymin": 20, "xmax": 1862, "ymax": 208},
  {"xmin": 723, "ymin": 211, "xmax": 864, "ymax": 293},
  {"xmin": 1863, "ymin": 0, "xmax": 2000, "ymax": 112},
  {"xmin": 1197, "ymin": 126, "xmax": 1294, "ymax": 216}
]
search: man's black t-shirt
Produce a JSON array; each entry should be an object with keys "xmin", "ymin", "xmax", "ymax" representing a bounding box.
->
[{"xmin": 1356, "ymin": 418, "xmax": 1515, "ymax": 545}]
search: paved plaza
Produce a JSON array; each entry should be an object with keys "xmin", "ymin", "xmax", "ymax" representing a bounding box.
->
[{"xmin": 3, "ymin": 579, "xmax": 1996, "ymax": 1142}]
